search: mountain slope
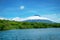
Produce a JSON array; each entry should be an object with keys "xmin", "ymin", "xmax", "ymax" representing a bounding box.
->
[
  {"xmin": 23, "ymin": 19, "xmax": 54, "ymax": 23},
  {"xmin": 21, "ymin": 15, "xmax": 54, "ymax": 23}
]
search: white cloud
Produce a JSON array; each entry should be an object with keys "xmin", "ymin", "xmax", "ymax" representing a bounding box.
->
[
  {"xmin": 12, "ymin": 17, "xmax": 21, "ymax": 21},
  {"xmin": 42, "ymin": 14, "xmax": 60, "ymax": 23},
  {"xmin": 20, "ymin": 6, "xmax": 24, "ymax": 10},
  {"xmin": 0, "ymin": 17, "xmax": 8, "ymax": 20}
]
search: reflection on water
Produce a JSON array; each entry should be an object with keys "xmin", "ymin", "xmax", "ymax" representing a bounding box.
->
[{"xmin": 0, "ymin": 28, "xmax": 60, "ymax": 40}]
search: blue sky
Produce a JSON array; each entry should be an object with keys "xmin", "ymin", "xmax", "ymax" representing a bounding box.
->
[{"xmin": 0, "ymin": 0, "xmax": 60, "ymax": 22}]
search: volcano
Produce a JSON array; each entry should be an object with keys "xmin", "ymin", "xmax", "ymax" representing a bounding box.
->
[{"xmin": 21, "ymin": 15, "xmax": 55, "ymax": 23}]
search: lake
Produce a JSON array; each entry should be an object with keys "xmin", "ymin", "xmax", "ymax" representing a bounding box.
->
[{"xmin": 0, "ymin": 28, "xmax": 60, "ymax": 40}]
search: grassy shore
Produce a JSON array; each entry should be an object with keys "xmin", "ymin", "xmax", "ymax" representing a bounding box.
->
[{"xmin": 0, "ymin": 20, "xmax": 60, "ymax": 31}]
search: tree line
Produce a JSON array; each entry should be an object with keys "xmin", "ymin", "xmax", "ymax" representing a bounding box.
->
[{"xmin": 0, "ymin": 20, "xmax": 60, "ymax": 31}]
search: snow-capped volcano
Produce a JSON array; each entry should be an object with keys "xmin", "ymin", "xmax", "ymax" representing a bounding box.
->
[
  {"xmin": 25, "ymin": 16, "xmax": 49, "ymax": 20},
  {"xmin": 20, "ymin": 15, "xmax": 54, "ymax": 23}
]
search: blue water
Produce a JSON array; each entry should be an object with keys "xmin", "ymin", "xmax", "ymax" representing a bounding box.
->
[{"xmin": 0, "ymin": 28, "xmax": 60, "ymax": 40}]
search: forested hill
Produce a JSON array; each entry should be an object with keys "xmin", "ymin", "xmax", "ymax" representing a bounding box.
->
[{"xmin": 0, "ymin": 20, "xmax": 60, "ymax": 31}]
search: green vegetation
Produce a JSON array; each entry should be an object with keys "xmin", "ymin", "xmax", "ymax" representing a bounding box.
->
[{"xmin": 0, "ymin": 20, "xmax": 60, "ymax": 31}]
